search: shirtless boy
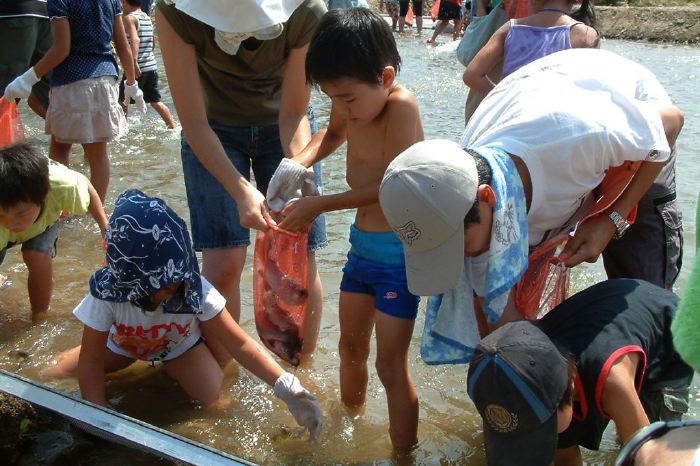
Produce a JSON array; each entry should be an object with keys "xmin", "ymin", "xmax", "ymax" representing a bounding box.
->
[{"xmin": 267, "ymin": 8, "xmax": 424, "ymax": 451}]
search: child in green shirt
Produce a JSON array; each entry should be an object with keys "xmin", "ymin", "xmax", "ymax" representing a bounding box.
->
[{"xmin": 0, "ymin": 143, "xmax": 108, "ymax": 320}]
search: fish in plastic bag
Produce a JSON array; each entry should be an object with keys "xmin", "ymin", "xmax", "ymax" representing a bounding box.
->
[{"xmin": 253, "ymin": 222, "xmax": 309, "ymax": 366}]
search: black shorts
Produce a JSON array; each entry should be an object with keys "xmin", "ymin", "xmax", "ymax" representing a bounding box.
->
[
  {"xmin": 399, "ymin": 0, "xmax": 423, "ymax": 17},
  {"xmin": 438, "ymin": 1, "xmax": 462, "ymax": 20},
  {"xmin": 119, "ymin": 70, "xmax": 162, "ymax": 104}
]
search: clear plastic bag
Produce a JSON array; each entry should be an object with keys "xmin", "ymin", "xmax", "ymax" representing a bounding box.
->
[
  {"xmin": 0, "ymin": 98, "xmax": 24, "ymax": 148},
  {"xmin": 253, "ymin": 223, "xmax": 310, "ymax": 366}
]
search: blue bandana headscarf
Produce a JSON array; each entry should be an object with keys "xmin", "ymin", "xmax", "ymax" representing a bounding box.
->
[{"xmin": 90, "ymin": 189, "xmax": 203, "ymax": 314}]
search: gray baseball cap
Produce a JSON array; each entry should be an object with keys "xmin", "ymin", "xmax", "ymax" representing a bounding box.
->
[{"xmin": 379, "ymin": 139, "xmax": 478, "ymax": 296}]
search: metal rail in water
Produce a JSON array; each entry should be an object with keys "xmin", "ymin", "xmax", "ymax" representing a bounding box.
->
[{"xmin": 0, "ymin": 369, "xmax": 254, "ymax": 466}]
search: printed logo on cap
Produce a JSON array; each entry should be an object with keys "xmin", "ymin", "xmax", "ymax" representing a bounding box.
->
[
  {"xmin": 484, "ymin": 404, "xmax": 518, "ymax": 433},
  {"xmin": 395, "ymin": 221, "xmax": 421, "ymax": 246}
]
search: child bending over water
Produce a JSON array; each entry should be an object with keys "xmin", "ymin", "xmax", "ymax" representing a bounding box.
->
[
  {"xmin": 47, "ymin": 190, "xmax": 323, "ymax": 438},
  {"xmin": 0, "ymin": 143, "xmax": 108, "ymax": 321},
  {"xmin": 267, "ymin": 9, "xmax": 424, "ymax": 452}
]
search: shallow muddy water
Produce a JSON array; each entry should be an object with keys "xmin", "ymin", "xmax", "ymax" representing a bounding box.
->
[{"xmin": 0, "ymin": 37, "xmax": 698, "ymax": 465}]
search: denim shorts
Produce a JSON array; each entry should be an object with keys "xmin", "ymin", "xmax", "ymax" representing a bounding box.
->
[
  {"xmin": 0, "ymin": 222, "xmax": 60, "ymax": 265},
  {"xmin": 180, "ymin": 109, "xmax": 327, "ymax": 251},
  {"xmin": 340, "ymin": 225, "xmax": 420, "ymax": 320}
]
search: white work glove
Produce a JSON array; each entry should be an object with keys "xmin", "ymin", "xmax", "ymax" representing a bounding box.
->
[
  {"xmin": 266, "ymin": 158, "xmax": 318, "ymax": 212},
  {"xmin": 123, "ymin": 81, "xmax": 147, "ymax": 114},
  {"xmin": 3, "ymin": 68, "xmax": 40, "ymax": 100},
  {"xmin": 273, "ymin": 372, "xmax": 323, "ymax": 440}
]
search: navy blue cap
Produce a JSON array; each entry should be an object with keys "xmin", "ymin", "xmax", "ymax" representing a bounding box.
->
[{"xmin": 467, "ymin": 320, "xmax": 569, "ymax": 466}]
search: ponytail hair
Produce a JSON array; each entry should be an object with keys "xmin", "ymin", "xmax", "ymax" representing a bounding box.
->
[{"xmin": 571, "ymin": 0, "xmax": 597, "ymax": 29}]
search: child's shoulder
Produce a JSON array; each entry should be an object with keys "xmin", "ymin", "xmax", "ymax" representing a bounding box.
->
[
  {"xmin": 385, "ymin": 84, "xmax": 420, "ymax": 117},
  {"xmin": 48, "ymin": 160, "xmax": 89, "ymax": 191}
]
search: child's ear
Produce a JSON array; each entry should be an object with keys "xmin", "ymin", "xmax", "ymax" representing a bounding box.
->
[{"xmin": 381, "ymin": 66, "xmax": 396, "ymax": 88}]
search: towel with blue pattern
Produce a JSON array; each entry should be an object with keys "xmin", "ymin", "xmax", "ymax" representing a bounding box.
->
[{"xmin": 421, "ymin": 147, "xmax": 529, "ymax": 364}]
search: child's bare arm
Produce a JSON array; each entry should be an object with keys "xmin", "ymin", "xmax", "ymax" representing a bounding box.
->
[
  {"xmin": 87, "ymin": 183, "xmax": 109, "ymax": 235},
  {"xmin": 463, "ymin": 24, "xmax": 509, "ymax": 96},
  {"xmin": 113, "ymin": 14, "xmax": 137, "ymax": 84},
  {"xmin": 77, "ymin": 326, "xmax": 109, "ymax": 406},
  {"xmin": 293, "ymin": 105, "xmax": 348, "ymax": 167},
  {"xmin": 200, "ymin": 309, "xmax": 283, "ymax": 387},
  {"xmin": 123, "ymin": 14, "xmax": 141, "ymax": 77},
  {"xmin": 279, "ymin": 94, "xmax": 422, "ymax": 232},
  {"xmin": 32, "ymin": 18, "xmax": 71, "ymax": 78}
]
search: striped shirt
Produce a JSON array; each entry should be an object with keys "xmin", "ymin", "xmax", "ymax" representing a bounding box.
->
[{"xmin": 128, "ymin": 10, "xmax": 157, "ymax": 72}]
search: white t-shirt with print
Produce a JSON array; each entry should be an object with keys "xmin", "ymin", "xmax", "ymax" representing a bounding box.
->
[
  {"xmin": 461, "ymin": 48, "xmax": 671, "ymax": 245},
  {"xmin": 73, "ymin": 278, "xmax": 225, "ymax": 362}
]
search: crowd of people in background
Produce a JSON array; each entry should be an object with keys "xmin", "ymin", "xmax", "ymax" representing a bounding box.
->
[{"xmin": 0, "ymin": 1, "xmax": 697, "ymax": 465}]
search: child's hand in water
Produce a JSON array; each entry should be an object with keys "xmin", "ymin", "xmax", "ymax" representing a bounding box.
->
[
  {"xmin": 273, "ymin": 372, "xmax": 323, "ymax": 440},
  {"xmin": 278, "ymin": 196, "xmax": 321, "ymax": 232}
]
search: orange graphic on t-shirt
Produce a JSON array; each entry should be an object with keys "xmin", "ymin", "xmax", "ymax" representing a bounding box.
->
[{"xmin": 112, "ymin": 321, "xmax": 192, "ymax": 360}]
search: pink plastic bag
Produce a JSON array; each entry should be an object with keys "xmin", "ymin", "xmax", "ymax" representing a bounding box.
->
[
  {"xmin": 0, "ymin": 98, "xmax": 25, "ymax": 148},
  {"xmin": 253, "ymin": 223, "xmax": 310, "ymax": 366}
]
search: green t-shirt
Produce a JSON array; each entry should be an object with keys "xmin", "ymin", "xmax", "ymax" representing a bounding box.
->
[
  {"xmin": 156, "ymin": 0, "xmax": 327, "ymax": 126},
  {"xmin": 0, "ymin": 161, "xmax": 90, "ymax": 250}
]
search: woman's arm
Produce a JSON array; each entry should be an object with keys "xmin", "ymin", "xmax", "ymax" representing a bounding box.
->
[
  {"xmin": 463, "ymin": 24, "xmax": 509, "ymax": 96},
  {"xmin": 77, "ymin": 326, "xmax": 110, "ymax": 406},
  {"xmin": 200, "ymin": 309, "xmax": 283, "ymax": 386},
  {"xmin": 278, "ymin": 44, "xmax": 313, "ymax": 157},
  {"xmin": 156, "ymin": 10, "xmax": 269, "ymax": 230},
  {"xmin": 32, "ymin": 18, "xmax": 71, "ymax": 78},
  {"xmin": 113, "ymin": 13, "xmax": 137, "ymax": 84}
]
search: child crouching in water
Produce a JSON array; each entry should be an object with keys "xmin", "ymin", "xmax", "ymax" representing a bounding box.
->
[
  {"xmin": 268, "ymin": 9, "xmax": 424, "ymax": 452},
  {"xmin": 0, "ymin": 143, "xmax": 108, "ymax": 321},
  {"xmin": 47, "ymin": 189, "xmax": 323, "ymax": 438}
]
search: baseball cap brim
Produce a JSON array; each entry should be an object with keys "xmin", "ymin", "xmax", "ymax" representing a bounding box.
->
[
  {"xmin": 483, "ymin": 411, "xmax": 559, "ymax": 466},
  {"xmin": 403, "ymin": 225, "xmax": 465, "ymax": 296}
]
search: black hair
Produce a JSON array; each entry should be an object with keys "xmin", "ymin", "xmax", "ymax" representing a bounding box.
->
[
  {"xmin": 570, "ymin": 0, "xmax": 597, "ymax": 30},
  {"xmin": 463, "ymin": 149, "xmax": 492, "ymax": 228},
  {"xmin": 306, "ymin": 8, "xmax": 401, "ymax": 87},
  {"xmin": 124, "ymin": 0, "xmax": 142, "ymax": 7},
  {"xmin": 0, "ymin": 143, "xmax": 50, "ymax": 209}
]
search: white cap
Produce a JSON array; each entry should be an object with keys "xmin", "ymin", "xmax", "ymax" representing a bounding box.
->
[
  {"xmin": 172, "ymin": 0, "xmax": 305, "ymax": 33},
  {"xmin": 379, "ymin": 140, "xmax": 478, "ymax": 296}
]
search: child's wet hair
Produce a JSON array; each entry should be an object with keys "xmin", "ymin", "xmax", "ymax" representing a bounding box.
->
[
  {"xmin": 306, "ymin": 8, "xmax": 401, "ymax": 87},
  {"xmin": 124, "ymin": 0, "xmax": 142, "ymax": 6},
  {"xmin": 0, "ymin": 143, "xmax": 50, "ymax": 209}
]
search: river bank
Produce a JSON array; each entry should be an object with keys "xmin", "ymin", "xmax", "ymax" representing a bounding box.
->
[{"xmin": 368, "ymin": 1, "xmax": 700, "ymax": 43}]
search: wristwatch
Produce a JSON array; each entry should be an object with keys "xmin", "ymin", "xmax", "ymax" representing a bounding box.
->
[{"xmin": 606, "ymin": 209, "xmax": 630, "ymax": 239}]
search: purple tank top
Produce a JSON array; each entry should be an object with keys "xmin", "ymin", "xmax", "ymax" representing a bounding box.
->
[{"xmin": 501, "ymin": 20, "xmax": 581, "ymax": 78}]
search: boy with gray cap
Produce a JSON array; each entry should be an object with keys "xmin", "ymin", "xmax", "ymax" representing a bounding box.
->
[
  {"xmin": 467, "ymin": 279, "xmax": 692, "ymax": 465},
  {"xmin": 378, "ymin": 49, "xmax": 684, "ymax": 361}
]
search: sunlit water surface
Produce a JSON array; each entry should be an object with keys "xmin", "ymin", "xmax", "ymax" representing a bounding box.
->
[{"xmin": 0, "ymin": 36, "xmax": 698, "ymax": 465}]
